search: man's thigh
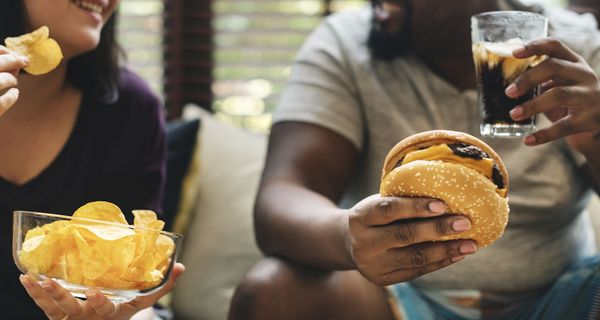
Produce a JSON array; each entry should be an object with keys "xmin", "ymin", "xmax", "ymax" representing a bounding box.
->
[
  {"xmin": 527, "ymin": 255, "xmax": 600, "ymax": 319},
  {"xmin": 229, "ymin": 257, "xmax": 397, "ymax": 320}
]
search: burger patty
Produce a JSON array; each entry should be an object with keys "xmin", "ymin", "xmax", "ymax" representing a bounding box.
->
[
  {"xmin": 448, "ymin": 143, "xmax": 488, "ymax": 160},
  {"xmin": 448, "ymin": 143, "xmax": 505, "ymax": 189},
  {"xmin": 394, "ymin": 143, "xmax": 505, "ymax": 190}
]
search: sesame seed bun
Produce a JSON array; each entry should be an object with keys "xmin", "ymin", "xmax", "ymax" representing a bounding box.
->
[{"xmin": 380, "ymin": 130, "xmax": 509, "ymax": 247}]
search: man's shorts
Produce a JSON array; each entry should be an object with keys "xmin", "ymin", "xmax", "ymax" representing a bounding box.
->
[{"xmin": 388, "ymin": 255, "xmax": 600, "ymax": 320}]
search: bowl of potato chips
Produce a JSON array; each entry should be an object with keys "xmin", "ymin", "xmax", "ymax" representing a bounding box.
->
[{"xmin": 12, "ymin": 201, "xmax": 182, "ymax": 302}]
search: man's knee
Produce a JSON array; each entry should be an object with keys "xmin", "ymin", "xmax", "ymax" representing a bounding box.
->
[
  {"xmin": 229, "ymin": 257, "xmax": 310, "ymax": 320},
  {"xmin": 229, "ymin": 257, "xmax": 395, "ymax": 320}
]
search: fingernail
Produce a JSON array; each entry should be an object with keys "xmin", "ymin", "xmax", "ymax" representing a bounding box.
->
[
  {"xmin": 428, "ymin": 201, "xmax": 447, "ymax": 214},
  {"xmin": 510, "ymin": 106, "xmax": 523, "ymax": 119},
  {"xmin": 20, "ymin": 56, "xmax": 29, "ymax": 64},
  {"xmin": 460, "ymin": 243, "xmax": 478, "ymax": 254},
  {"xmin": 452, "ymin": 218, "xmax": 471, "ymax": 232},
  {"xmin": 524, "ymin": 135, "xmax": 537, "ymax": 145},
  {"xmin": 41, "ymin": 280, "xmax": 53, "ymax": 291},
  {"xmin": 451, "ymin": 255, "xmax": 466, "ymax": 262},
  {"xmin": 505, "ymin": 83, "xmax": 517, "ymax": 97},
  {"xmin": 19, "ymin": 275, "xmax": 31, "ymax": 288},
  {"xmin": 87, "ymin": 290, "xmax": 99, "ymax": 299}
]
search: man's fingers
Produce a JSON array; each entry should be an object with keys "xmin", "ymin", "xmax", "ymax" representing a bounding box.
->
[
  {"xmin": 509, "ymin": 86, "xmax": 587, "ymax": 121},
  {"xmin": 506, "ymin": 58, "xmax": 592, "ymax": 99},
  {"xmin": 19, "ymin": 275, "xmax": 66, "ymax": 320},
  {"xmin": 375, "ymin": 215, "xmax": 471, "ymax": 248},
  {"xmin": 513, "ymin": 38, "xmax": 580, "ymax": 62},
  {"xmin": 377, "ymin": 256, "xmax": 463, "ymax": 286},
  {"xmin": 524, "ymin": 114, "xmax": 594, "ymax": 146},
  {"xmin": 355, "ymin": 195, "xmax": 448, "ymax": 226},
  {"xmin": 382, "ymin": 240, "xmax": 477, "ymax": 271}
]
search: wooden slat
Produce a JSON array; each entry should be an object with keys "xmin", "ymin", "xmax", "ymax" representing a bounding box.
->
[{"xmin": 163, "ymin": 0, "xmax": 214, "ymax": 119}]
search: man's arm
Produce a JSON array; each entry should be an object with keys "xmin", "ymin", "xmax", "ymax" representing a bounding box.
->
[
  {"xmin": 254, "ymin": 121, "xmax": 358, "ymax": 270},
  {"xmin": 254, "ymin": 121, "xmax": 476, "ymax": 284}
]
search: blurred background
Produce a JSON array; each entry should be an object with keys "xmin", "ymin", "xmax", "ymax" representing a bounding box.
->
[{"xmin": 117, "ymin": 0, "xmax": 568, "ymax": 132}]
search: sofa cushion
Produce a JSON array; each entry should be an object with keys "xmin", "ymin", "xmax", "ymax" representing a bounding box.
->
[
  {"xmin": 170, "ymin": 108, "xmax": 265, "ymax": 320},
  {"xmin": 163, "ymin": 118, "xmax": 201, "ymax": 231}
]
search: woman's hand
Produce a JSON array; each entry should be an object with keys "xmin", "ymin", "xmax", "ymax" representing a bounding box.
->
[
  {"xmin": 19, "ymin": 263, "xmax": 185, "ymax": 320},
  {"xmin": 344, "ymin": 195, "xmax": 477, "ymax": 286},
  {"xmin": 0, "ymin": 46, "xmax": 28, "ymax": 116},
  {"xmin": 505, "ymin": 38, "xmax": 600, "ymax": 156}
]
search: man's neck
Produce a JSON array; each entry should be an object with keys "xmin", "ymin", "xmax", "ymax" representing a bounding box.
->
[
  {"xmin": 420, "ymin": 50, "xmax": 477, "ymax": 92},
  {"xmin": 417, "ymin": 0, "xmax": 500, "ymax": 91}
]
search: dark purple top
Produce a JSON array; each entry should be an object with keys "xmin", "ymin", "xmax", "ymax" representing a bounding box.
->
[{"xmin": 0, "ymin": 69, "xmax": 167, "ymax": 318}]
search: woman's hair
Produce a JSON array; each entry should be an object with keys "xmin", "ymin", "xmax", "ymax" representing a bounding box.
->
[{"xmin": 0, "ymin": 1, "xmax": 122, "ymax": 103}]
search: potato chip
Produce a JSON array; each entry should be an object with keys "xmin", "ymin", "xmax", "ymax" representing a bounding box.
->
[
  {"xmin": 19, "ymin": 232, "xmax": 64, "ymax": 275},
  {"xmin": 18, "ymin": 201, "xmax": 176, "ymax": 290},
  {"xmin": 71, "ymin": 223, "xmax": 135, "ymax": 241},
  {"xmin": 24, "ymin": 227, "xmax": 45, "ymax": 241},
  {"xmin": 4, "ymin": 26, "xmax": 63, "ymax": 75},
  {"xmin": 65, "ymin": 251, "xmax": 84, "ymax": 284},
  {"xmin": 153, "ymin": 235, "xmax": 175, "ymax": 273},
  {"xmin": 73, "ymin": 201, "xmax": 127, "ymax": 225}
]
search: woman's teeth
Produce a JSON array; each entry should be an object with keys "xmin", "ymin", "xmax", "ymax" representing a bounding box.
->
[{"xmin": 74, "ymin": 0, "xmax": 103, "ymax": 14}]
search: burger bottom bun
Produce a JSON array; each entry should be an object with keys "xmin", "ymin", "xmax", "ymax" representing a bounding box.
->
[{"xmin": 380, "ymin": 160, "xmax": 509, "ymax": 248}]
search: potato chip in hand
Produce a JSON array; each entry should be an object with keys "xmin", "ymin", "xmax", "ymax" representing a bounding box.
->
[{"xmin": 4, "ymin": 26, "xmax": 63, "ymax": 75}]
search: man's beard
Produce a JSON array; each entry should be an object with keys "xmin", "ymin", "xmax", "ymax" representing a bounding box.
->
[{"xmin": 367, "ymin": 1, "xmax": 413, "ymax": 61}]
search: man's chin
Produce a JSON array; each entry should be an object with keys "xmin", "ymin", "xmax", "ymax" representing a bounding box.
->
[{"xmin": 367, "ymin": 28, "xmax": 411, "ymax": 61}]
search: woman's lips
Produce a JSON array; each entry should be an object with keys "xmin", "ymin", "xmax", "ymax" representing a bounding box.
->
[{"xmin": 71, "ymin": 0, "xmax": 106, "ymax": 15}]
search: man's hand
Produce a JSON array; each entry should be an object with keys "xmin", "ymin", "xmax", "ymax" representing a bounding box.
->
[
  {"xmin": 19, "ymin": 263, "xmax": 185, "ymax": 320},
  {"xmin": 345, "ymin": 195, "xmax": 477, "ymax": 286},
  {"xmin": 506, "ymin": 38, "xmax": 600, "ymax": 155}
]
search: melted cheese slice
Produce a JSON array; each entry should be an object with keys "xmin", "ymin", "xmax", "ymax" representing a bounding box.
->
[{"xmin": 402, "ymin": 144, "xmax": 506, "ymax": 196}]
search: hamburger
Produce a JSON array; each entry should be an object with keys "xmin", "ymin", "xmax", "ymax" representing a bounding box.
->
[{"xmin": 380, "ymin": 130, "xmax": 509, "ymax": 247}]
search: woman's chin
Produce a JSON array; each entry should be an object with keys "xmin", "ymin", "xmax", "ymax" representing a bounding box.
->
[{"xmin": 62, "ymin": 41, "xmax": 101, "ymax": 60}]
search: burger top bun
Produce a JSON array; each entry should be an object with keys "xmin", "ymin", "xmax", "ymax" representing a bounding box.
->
[{"xmin": 380, "ymin": 130, "xmax": 509, "ymax": 248}]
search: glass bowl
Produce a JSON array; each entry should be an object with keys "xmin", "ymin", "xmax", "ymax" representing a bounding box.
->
[{"xmin": 13, "ymin": 211, "xmax": 183, "ymax": 302}]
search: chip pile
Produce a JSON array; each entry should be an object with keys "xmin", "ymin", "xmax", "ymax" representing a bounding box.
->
[
  {"xmin": 4, "ymin": 26, "xmax": 63, "ymax": 75},
  {"xmin": 18, "ymin": 201, "xmax": 175, "ymax": 290}
]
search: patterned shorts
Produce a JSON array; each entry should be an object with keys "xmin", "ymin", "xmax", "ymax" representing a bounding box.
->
[{"xmin": 389, "ymin": 255, "xmax": 600, "ymax": 320}]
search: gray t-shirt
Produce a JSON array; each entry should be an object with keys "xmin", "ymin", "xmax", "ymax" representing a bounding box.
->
[{"xmin": 273, "ymin": 7, "xmax": 599, "ymax": 292}]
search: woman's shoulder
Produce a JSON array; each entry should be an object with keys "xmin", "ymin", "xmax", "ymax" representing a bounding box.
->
[
  {"xmin": 116, "ymin": 68, "xmax": 162, "ymax": 110},
  {"xmin": 95, "ymin": 68, "xmax": 165, "ymax": 126}
]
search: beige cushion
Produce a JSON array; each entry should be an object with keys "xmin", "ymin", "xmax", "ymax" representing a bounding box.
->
[{"xmin": 171, "ymin": 108, "xmax": 265, "ymax": 320}]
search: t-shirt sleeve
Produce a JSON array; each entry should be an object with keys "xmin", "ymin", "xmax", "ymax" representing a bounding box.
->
[
  {"xmin": 273, "ymin": 17, "xmax": 365, "ymax": 151},
  {"xmin": 548, "ymin": 8, "xmax": 600, "ymax": 76}
]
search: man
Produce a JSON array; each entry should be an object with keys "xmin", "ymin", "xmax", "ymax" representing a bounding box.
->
[
  {"xmin": 569, "ymin": 0, "xmax": 600, "ymax": 23},
  {"xmin": 230, "ymin": 0, "xmax": 600, "ymax": 318}
]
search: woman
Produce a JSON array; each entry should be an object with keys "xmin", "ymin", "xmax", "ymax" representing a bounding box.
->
[{"xmin": 0, "ymin": 0, "xmax": 184, "ymax": 319}]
